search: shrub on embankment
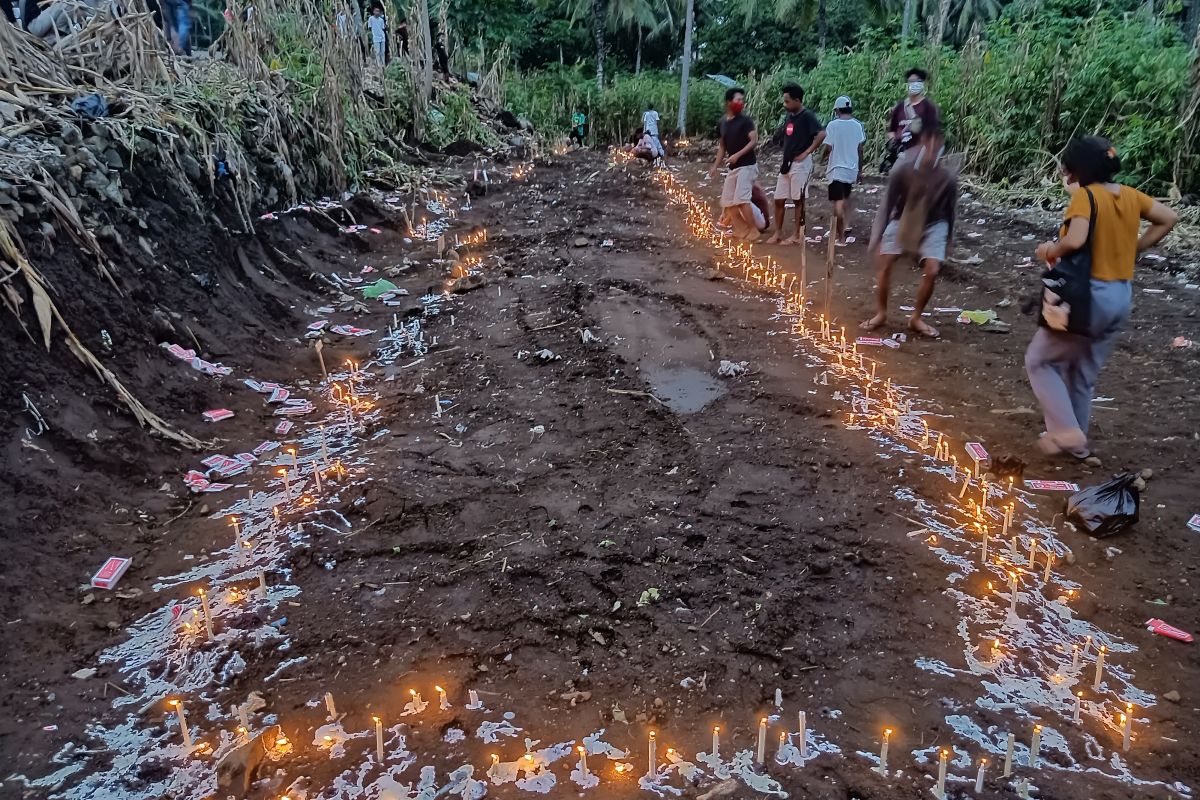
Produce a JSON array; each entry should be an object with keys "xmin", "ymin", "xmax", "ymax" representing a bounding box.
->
[{"xmin": 504, "ymin": 2, "xmax": 1198, "ymax": 197}]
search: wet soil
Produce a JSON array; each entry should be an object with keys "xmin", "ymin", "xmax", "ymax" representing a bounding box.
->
[{"xmin": 1, "ymin": 149, "xmax": 1198, "ymax": 799}]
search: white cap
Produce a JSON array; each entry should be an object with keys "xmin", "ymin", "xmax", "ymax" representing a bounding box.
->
[{"xmin": 834, "ymin": 95, "xmax": 853, "ymax": 110}]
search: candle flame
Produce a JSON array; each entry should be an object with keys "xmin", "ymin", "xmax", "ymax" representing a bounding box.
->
[{"xmin": 884, "ymin": 728, "xmax": 892, "ymax": 738}]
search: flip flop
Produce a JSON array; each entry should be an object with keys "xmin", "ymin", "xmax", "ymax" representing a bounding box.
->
[
  {"xmin": 908, "ymin": 320, "xmax": 940, "ymax": 339},
  {"xmin": 860, "ymin": 316, "xmax": 886, "ymax": 331}
]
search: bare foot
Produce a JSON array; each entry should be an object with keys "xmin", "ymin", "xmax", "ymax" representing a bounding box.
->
[
  {"xmin": 765, "ymin": 235, "xmax": 783, "ymax": 245},
  {"xmin": 783, "ymin": 236, "xmax": 802, "ymax": 245},
  {"xmin": 860, "ymin": 313, "xmax": 886, "ymax": 331},
  {"xmin": 908, "ymin": 318, "xmax": 940, "ymax": 338}
]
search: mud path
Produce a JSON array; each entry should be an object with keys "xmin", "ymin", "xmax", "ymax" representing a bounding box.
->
[{"xmin": 3, "ymin": 150, "xmax": 1198, "ymax": 800}]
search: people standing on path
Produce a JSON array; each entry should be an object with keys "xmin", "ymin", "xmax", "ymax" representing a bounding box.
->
[
  {"xmin": 767, "ymin": 84, "xmax": 824, "ymax": 245},
  {"xmin": 822, "ymin": 95, "xmax": 865, "ymax": 245},
  {"xmin": 709, "ymin": 87, "xmax": 761, "ymax": 241},
  {"xmin": 641, "ymin": 105, "xmax": 665, "ymax": 163},
  {"xmin": 366, "ymin": 6, "xmax": 387, "ymax": 65},
  {"xmin": 1026, "ymin": 136, "xmax": 1176, "ymax": 460},
  {"xmin": 872, "ymin": 68, "xmax": 942, "ymax": 257},
  {"xmin": 569, "ymin": 110, "xmax": 587, "ymax": 146},
  {"xmin": 861, "ymin": 128, "xmax": 956, "ymax": 338}
]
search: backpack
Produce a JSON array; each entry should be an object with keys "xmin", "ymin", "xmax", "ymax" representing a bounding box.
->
[{"xmin": 1038, "ymin": 188, "xmax": 1097, "ymax": 336}]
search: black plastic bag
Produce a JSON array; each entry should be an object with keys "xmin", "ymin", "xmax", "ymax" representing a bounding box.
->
[{"xmin": 1066, "ymin": 473, "xmax": 1140, "ymax": 537}]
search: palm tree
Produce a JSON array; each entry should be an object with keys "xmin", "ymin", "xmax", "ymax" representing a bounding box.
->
[
  {"xmin": 609, "ymin": 0, "xmax": 677, "ymax": 74},
  {"xmin": 677, "ymin": 0, "xmax": 694, "ymax": 134},
  {"xmin": 731, "ymin": 0, "xmax": 829, "ymax": 50},
  {"xmin": 565, "ymin": 0, "xmax": 610, "ymax": 88}
]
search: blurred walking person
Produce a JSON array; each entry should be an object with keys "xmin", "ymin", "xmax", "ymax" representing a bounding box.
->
[
  {"xmin": 642, "ymin": 104, "xmax": 665, "ymax": 163},
  {"xmin": 822, "ymin": 95, "xmax": 865, "ymax": 245},
  {"xmin": 767, "ymin": 84, "xmax": 824, "ymax": 245},
  {"xmin": 710, "ymin": 87, "xmax": 761, "ymax": 241},
  {"xmin": 366, "ymin": 6, "xmax": 387, "ymax": 64}
]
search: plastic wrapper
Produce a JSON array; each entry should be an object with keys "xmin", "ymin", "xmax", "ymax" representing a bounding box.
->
[{"xmin": 1066, "ymin": 473, "xmax": 1140, "ymax": 537}]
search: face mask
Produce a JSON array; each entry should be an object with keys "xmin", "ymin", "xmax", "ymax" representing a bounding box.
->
[
  {"xmin": 729, "ymin": 100, "xmax": 745, "ymax": 114},
  {"xmin": 908, "ymin": 81, "xmax": 924, "ymax": 96}
]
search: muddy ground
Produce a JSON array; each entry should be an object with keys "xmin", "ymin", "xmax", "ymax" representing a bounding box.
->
[{"xmin": 2, "ymin": 148, "xmax": 1198, "ymax": 799}]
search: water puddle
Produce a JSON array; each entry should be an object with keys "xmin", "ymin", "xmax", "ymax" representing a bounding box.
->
[{"xmin": 643, "ymin": 365, "xmax": 726, "ymax": 413}]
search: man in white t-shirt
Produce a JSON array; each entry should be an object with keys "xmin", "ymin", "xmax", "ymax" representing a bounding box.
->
[
  {"xmin": 822, "ymin": 95, "xmax": 866, "ymax": 245},
  {"xmin": 641, "ymin": 105, "xmax": 665, "ymax": 161},
  {"xmin": 366, "ymin": 7, "xmax": 387, "ymax": 64}
]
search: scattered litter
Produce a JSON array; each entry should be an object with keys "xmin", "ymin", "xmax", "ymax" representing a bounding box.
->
[
  {"xmin": 71, "ymin": 668, "xmax": 97, "ymax": 680},
  {"xmin": 1187, "ymin": 513, "xmax": 1200, "ymax": 533},
  {"xmin": 1172, "ymin": 336, "xmax": 1194, "ymax": 349},
  {"xmin": 601, "ymin": 239, "xmax": 614, "ymax": 248},
  {"xmin": 363, "ymin": 278, "xmax": 400, "ymax": 299},
  {"xmin": 933, "ymin": 307, "xmax": 963, "ymax": 314},
  {"xmin": 535, "ymin": 349, "xmax": 560, "ymax": 361},
  {"xmin": 307, "ymin": 320, "xmax": 328, "ymax": 332},
  {"xmin": 1142, "ymin": 253, "xmax": 1167, "ymax": 262},
  {"xmin": 330, "ymin": 325, "xmax": 376, "ymax": 337},
  {"xmin": 1025, "ymin": 480, "xmax": 1079, "ymax": 492},
  {"xmin": 529, "ymin": 425, "xmax": 546, "ymax": 436},
  {"xmin": 159, "ymin": 342, "xmax": 232, "ymax": 376},
  {"xmin": 637, "ymin": 587, "xmax": 661, "ymax": 607},
  {"xmin": 202, "ymin": 409, "xmax": 235, "ymax": 423},
  {"xmin": 581, "ymin": 329, "xmax": 600, "ymax": 343},
  {"xmin": 91, "ymin": 557, "xmax": 131, "ymax": 590},
  {"xmin": 275, "ymin": 420, "xmax": 294, "ymax": 435},
  {"xmin": 882, "ymin": 338, "xmax": 900, "ymax": 349},
  {"xmin": 268, "ymin": 387, "xmax": 290, "ymax": 404},
  {"xmin": 717, "ymin": 360, "xmax": 748, "ymax": 377},
  {"xmin": 1143, "ymin": 288, "xmax": 1165, "ymax": 294},
  {"xmin": 855, "ymin": 337, "xmax": 883, "ymax": 347},
  {"xmin": 957, "ymin": 309, "xmax": 997, "ymax": 325},
  {"xmin": 1146, "ymin": 618, "xmax": 1194, "ymax": 643}
]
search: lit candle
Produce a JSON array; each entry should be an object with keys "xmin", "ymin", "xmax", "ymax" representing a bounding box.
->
[
  {"xmin": 279, "ymin": 468, "xmax": 291, "ymax": 499},
  {"xmin": 1008, "ymin": 571, "xmax": 1019, "ymax": 615},
  {"xmin": 273, "ymin": 505, "xmax": 281, "ymax": 526},
  {"xmin": 313, "ymin": 465, "xmax": 322, "ymax": 493},
  {"xmin": 981, "ymin": 529, "xmax": 989, "ymax": 563},
  {"xmin": 1003, "ymin": 733, "xmax": 1015, "ymax": 776},
  {"xmin": 170, "ymin": 699, "xmax": 192, "ymax": 747},
  {"xmin": 1072, "ymin": 643, "xmax": 1081, "ymax": 671},
  {"xmin": 1043, "ymin": 553, "xmax": 1053, "ymax": 582},
  {"xmin": 775, "ymin": 731, "xmax": 787, "ymax": 763},
  {"xmin": 468, "ymin": 689, "xmax": 480, "ymax": 707},
  {"xmin": 487, "ymin": 754, "xmax": 499, "ymax": 780},
  {"xmin": 1093, "ymin": 646, "xmax": 1106, "ymax": 690},
  {"xmin": 950, "ymin": 456, "xmax": 958, "ymax": 483},
  {"xmin": 236, "ymin": 703, "xmax": 250, "ymax": 731},
  {"xmin": 578, "ymin": 745, "xmax": 590, "ymax": 776},
  {"xmin": 1074, "ymin": 691, "xmax": 1082, "ymax": 724},
  {"xmin": 712, "ymin": 726, "xmax": 720, "ymax": 758},
  {"xmin": 325, "ymin": 691, "xmax": 337, "ymax": 719},
  {"xmin": 1122, "ymin": 703, "xmax": 1133, "ymax": 751},
  {"xmin": 258, "ymin": 569, "xmax": 268, "ymax": 597},
  {"xmin": 1030, "ymin": 724, "xmax": 1042, "ymax": 767},
  {"xmin": 879, "ymin": 728, "xmax": 891, "ymax": 774},
  {"xmin": 1003, "ymin": 503, "xmax": 1013, "ymax": 536},
  {"xmin": 975, "ymin": 758, "xmax": 987, "ymax": 792},
  {"xmin": 437, "ymin": 685, "xmax": 451, "ymax": 711},
  {"xmin": 935, "ymin": 749, "xmax": 948, "ymax": 799},
  {"xmin": 229, "ymin": 515, "xmax": 241, "ymax": 547},
  {"xmin": 198, "ymin": 588, "xmax": 214, "ymax": 638},
  {"xmin": 647, "ymin": 731, "xmax": 657, "ymax": 779},
  {"xmin": 798, "ymin": 711, "xmax": 807, "ymax": 759},
  {"xmin": 286, "ymin": 447, "xmax": 297, "ymax": 467},
  {"xmin": 1029, "ymin": 538, "xmax": 1038, "ymax": 566},
  {"xmin": 374, "ymin": 715, "xmax": 384, "ymax": 760},
  {"xmin": 756, "ymin": 717, "xmax": 767, "ymax": 765}
]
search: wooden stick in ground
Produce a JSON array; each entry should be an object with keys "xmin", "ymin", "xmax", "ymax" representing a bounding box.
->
[
  {"xmin": 798, "ymin": 216, "xmax": 807, "ymax": 292},
  {"xmin": 315, "ymin": 339, "xmax": 328, "ymax": 380},
  {"xmin": 824, "ymin": 214, "xmax": 837, "ymax": 317}
]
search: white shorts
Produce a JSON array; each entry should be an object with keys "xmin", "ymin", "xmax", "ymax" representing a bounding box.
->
[
  {"xmin": 880, "ymin": 219, "xmax": 949, "ymax": 262},
  {"xmin": 720, "ymin": 164, "xmax": 758, "ymax": 208},
  {"xmin": 774, "ymin": 156, "xmax": 813, "ymax": 201}
]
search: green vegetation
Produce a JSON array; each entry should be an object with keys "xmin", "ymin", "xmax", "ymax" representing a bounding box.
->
[{"xmin": 499, "ymin": 0, "xmax": 1200, "ymax": 196}]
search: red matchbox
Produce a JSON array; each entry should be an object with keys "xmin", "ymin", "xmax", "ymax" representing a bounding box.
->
[{"xmin": 91, "ymin": 557, "xmax": 132, "ymax": 590}]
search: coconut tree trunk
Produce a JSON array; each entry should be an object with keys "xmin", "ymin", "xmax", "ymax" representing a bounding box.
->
[
  {"xmin": 636, "ymin": 24, "xmax": 642, "ymax": 74},
  {"xmin": 1187, "ymin": 0, "xmax": 1200, "ymax": 42},
  {"xmin": 902, "ymin": 0, "xmax": 914, "ymax": 42},
  {"xmin": 818, "ymin": 0, "xmax": 827, "ymax": 50},
  {"xmin": 418, "ymin": 0, "xmax": 433, "ymax": 99},
  {"xmin": 592, "ymin": 0, "xmax": 606, "ymax": 89},
  {"xmin": 933, "ymin": 0, "xmax": 951, "ymax": 45},
  {"xmin": 677, "ymin": 0, "xmax": 694, "ymax": 135}
]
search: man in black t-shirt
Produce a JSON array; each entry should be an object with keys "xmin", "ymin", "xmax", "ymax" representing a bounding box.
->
[
  {"xmin": 709, "ymin": 87, "xmax": 761, "ymax": 240},
  {"xmin": 769, "ymin": 83, "xmax": 824, "ymax": 245}
]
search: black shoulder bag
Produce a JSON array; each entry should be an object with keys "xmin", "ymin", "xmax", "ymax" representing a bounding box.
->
[{"xmin": 1038, "ymin": 188, "xmax": 1096, "ymax": 336}]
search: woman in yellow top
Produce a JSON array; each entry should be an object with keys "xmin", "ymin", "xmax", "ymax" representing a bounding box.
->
[{"xmin": 1027, "ymin": 137, "xmax": 1177, "ymax": 460}]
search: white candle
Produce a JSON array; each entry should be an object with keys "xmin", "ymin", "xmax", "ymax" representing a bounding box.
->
[
  {"xmin": 935, "ymin": 749, "xmax": 948, "ymax": 799},
  {"xmin": 198, "ymin": 588, "xmax": 214, "ymax": 638},
  {"xmin": 577, "ymin": 745, "xmax": 589, "ymax": 776},
  {"xmin": 1093, "ymin": 646, "xmax": 1106, "ymax": 690},
  {"xmin": 1122, "ymin": 703, "xmax": 1133, "ymax": 751},
  {"xmin": 325, "ymin": 691, "xmax": 337, "ymax": 719},
  {"xmin": 230, "ymin": 515, "xmax": 241, "ymax": 546},
  {"xmin": 1003, "ymin": 733, "xmax": 1015, "ymax": 776},
  {"xmin": 319, "ymin": 426, "xmax": 330, "ymax": 465},
  {"xmin": 798, "ymin": 711, "xmax": 807, "ymax": 759},
  {"xmin": 236, "ymin": 703, "xmax": 250, "ymax": 731},
  {"xmin": 313, "ymin": 465, "xmax": 323, "ymax": 493},
  {"xmin": 1072, "ymin": 643, "xmax": 1081, "ymax": 671},
  {"xmin": 468, "ymin": 689, "xmax": 480, "ymax": 707},
  {"xmin": 1008, "ymin": 572, "xmax": 1019, "ymax": 615},
  {"xmin": 437, "ymin": 685, "xmax": 451, "ymax": 710},
  {"xmin": 712, "ymin": 726, "xmax": 720, "ymax": 758},
  {"xmin": 487, "ymin": 754, "xmax": 499, "ymax": 779},
  {"xmin": 981, "ymin": 530, "xmax": 989, "ymax": 563},
  {"xmin": 1043, "ymin": 553, "xmax": 1053, "ymax": 582},
  {"xmin": 1074, "ymin": 691, "xmax": 1082, "ymax": 724},
  {"xmin": 1003, "ymin": 503, "xmax": 1013, "ymax": 536},
  {"xmin": 374, "ymin": 715, "xmax": 384, "ymax": 760},
  {"xmin": 775, "ymin": 731, "xmax": 787, "ymax": 763},
  {"xmin": 171, "ymin": 699, "xmax": 192, "ymax": 747},
  {"xmin": 280, "ymin": 468, "xmax": 291, "ymax": 499},
  {"xmin": 756, "ymin": 718, "xmax": 767, "ymax": 765},
  {"xmin": 879, "ymin": 728, "xmax": 891, "ymax": 774},
  {"xmin": 1029, "ymin": 538, "xmax": 1037, "ymax": 566},
  {"xmin": 647, "ymin": 731, "xmax": 657, "ymax": 779},
  {"xmin": 1030, "ymin": 724, "xmax": 1042, "ymax": 767},
  {"xmin": 258, "ymin": 569, "xmax": 268, "ymax": 597},
  {"xmin": 273, "ymin": 505, "xmax": 281, "ymax": 526},
  {"xmin": 975, "ymin": 758, "xmax": 986, "ymax": 793},
  {"xmin": 287, "ymin": 447, "xmax": 297, "ymax": 467}
]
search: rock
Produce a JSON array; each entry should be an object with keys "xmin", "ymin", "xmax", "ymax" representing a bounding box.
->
[
  {"xmin": 811, "ymin": 558, "xmax": 831, "ymax": 575},
  {"xmin": 180, "ymin": 153, "xmax": 202, "ymax": 182},
  {"xmin": 573, "ymin": 237, "xmax": 589, "ymax": 247},
  {"xmin": 1132, "ymin": 477, "xmax": 1146, "ymax": 491},
  {"xmin": 102, "ymin": 149, "xmax": 124, "ymax": 170},
  {"xmin": 72, "ymin": 668, "xmax": 98, "ymax": 680},
  {"xmin": 81, "ymin": 593, "xmax": 95, "ymax": 605},
  {"xmin": 1163, "ymin": 690, "xmax": 1181, "ymax": 703},
  {"xmin": 1083, "ymin": 456, "xmax": 1102, "ymax": 468},
  {"xmin": 1104, "ymin": 546, "xmax": 1122, "ymax": 561},
  {"xmin": 996, "ymin": 298, "xmax": 1013, "ymax": 308},
  {"xmin": 449, "ymin": 273, "xmax": 487, "ymax": 294},
  {"xmin": 1140, "ymin": 468, "xmax": 1154, "ymax": 480}
]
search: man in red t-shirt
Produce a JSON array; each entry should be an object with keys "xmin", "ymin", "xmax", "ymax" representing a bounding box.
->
[{"xmin": 887, "ymin": 68, "xmax": 940, "ymax": 162}]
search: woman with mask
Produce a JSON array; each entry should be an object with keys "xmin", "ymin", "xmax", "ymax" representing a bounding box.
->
[{"xmin": 1026, "ymin": 137, "xmax": 1177, "ymax": 460}]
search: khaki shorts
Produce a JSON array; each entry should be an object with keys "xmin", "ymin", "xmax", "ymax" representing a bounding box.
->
[
  {"xmin": 880, "ymin": 219, "xmax": 949, "ymax": 262},
  {"xmin": 774, "ymin": 156, "xmax": 813, "ymax": 201},
  {"xmin": 720, "ymin": 164, "xmax": 758, "ymax": 208}
]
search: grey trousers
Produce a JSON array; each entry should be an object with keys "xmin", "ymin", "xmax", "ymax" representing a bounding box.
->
[{"xmin": 1025, "ymin": 279, "xmax": 1131, "ymax": 446}]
